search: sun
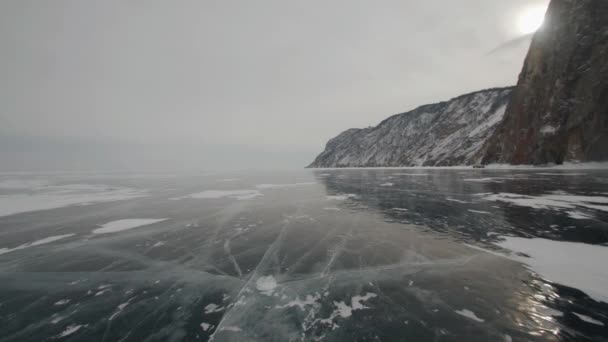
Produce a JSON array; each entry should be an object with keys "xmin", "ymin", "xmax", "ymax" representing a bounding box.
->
[{"xmin": 518, "ymin": 5, "xmax": 547, "ymax": 34}]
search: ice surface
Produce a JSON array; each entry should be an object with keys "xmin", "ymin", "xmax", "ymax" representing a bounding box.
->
[
  {"xmin": 379, "ymin": 182, "xmax": 394, "ymax": 187},
  {"xmin": 171, "ymin": 190, "xmax": 262, "ymax": 200},
  {"xmin": 454, "ymin": 309, "xmax": 484, "ymax": 322},
  {"xmin": 0, "ymin": 234, "xmax": 75, "ymax": 256},
  {"xmin": 92, "ymin": 219, "xmax": 168, "ymax": 234},
  {"xmin": 2, "ymin": 170, "xmax": 608, "ymax": 341}
]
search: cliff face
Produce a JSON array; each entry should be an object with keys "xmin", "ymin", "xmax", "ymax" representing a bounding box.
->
[
  {"xmin": 482, "ymin": 0, "xmax": 608, "ymax": 164},
  {"xmin": 308, "ymin": 87, "xmax": 513, "ymax": 167}
]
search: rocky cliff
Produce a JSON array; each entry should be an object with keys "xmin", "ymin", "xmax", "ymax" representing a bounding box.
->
[
  {"xmin": 308, "ymin": 87, "xmax": 513, "ymax": 167},
  {"xmin": 481, "ymin": 0, "xmax": 608, "ymax": 164}
]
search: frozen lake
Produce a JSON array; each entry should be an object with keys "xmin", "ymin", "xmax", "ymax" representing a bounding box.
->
[{"xmin": 0, "ymin": 169, "xmax": 607, "ymax": 341}]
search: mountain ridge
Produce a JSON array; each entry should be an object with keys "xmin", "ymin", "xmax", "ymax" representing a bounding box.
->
[{"xmin": 308, "ymin": 86, "xmax": 513, "ymax": 168}]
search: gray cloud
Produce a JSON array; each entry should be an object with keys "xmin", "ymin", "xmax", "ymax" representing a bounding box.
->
[{"xmin": 0, "ymin": 0, "xmax": 548, "ymax": 171}]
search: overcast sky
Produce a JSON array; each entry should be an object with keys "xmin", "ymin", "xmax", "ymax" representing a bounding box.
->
[{"xmin": 0, "ymin": 0, "xmax": 548, "ymax": 171}]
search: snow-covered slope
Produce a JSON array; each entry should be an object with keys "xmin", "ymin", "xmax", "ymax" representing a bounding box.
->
[{"xmin": 308, "ymin": 87, "xmax": 513, "ymax": 167}]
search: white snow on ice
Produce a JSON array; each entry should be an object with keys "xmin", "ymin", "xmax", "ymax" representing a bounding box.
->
[
  {"xmin": 540, "ymin": 125, "xmax": 558, "ymax": 135},
  {"xmin": 92, "ymin": 219, "xmax": 168, "ymax": 234},
  {"xmin": 468, "ymin": 209, "xmax": 491, "ymax": 215},
  {"xmin": 379, "ymin": 182, "xmax": 394, "ymax": 187},
  {"xmin": 479, "ymin": 192, "xmax": 608, "ymax": 213},
  {"xmin": 171, "ymin": 190, "xmax": 262, "ymax": 201},
  {"xmin": 0, "ymin": 234, "xmax": 75, "ymax": 256},
  {"xmin": 0, "ymin": 182, "xmax": 146, "ymax": 217},
  {"xmin": 55, "ymin": 324, "xmax": 84, "ymax": 338},
  {"xmin": 566, "ymin": 211, "xmax": 594, "ymax": 220},
  {"xmin": 481, "ymin": 236, "xmax": 608, "ymax": 303},
  {"xmin": 276, "ymin": 294, "xmax": 321, "ymax": 311},
  {"xmin": 204, "ymin": 303, "xmax": 225, "ymax": 314},
  {"xmin": 109, "ymin": 298, "xmax": 133, "ymax": 321},
  {"xmin": 200, "ymin": 322, "xmax": 213, "ymax": 331},
  {"xmin": 463, "ymin": 178, "xmax": 504, "ymax": 183},
  {"xmin": 454, "ymin": 309, "xmax": 484, "ymax": 322},
  {"xmin": 446, "ymin": 198, "xmax": 469, "ymax": 204},
  {"xmin": 573, "ymin": 313, "xmax": 605, "ymax": 326},
  {"xmin": 256, "ymin": 275, "xmax": 277, "ymax": 296},
  {"xmin": 255, "ymin": 182, "xmax": 315, "ymax": 189},
  {"xmin": 326, "ymin": 194, "xmax": 358, "ymax": 201},
  {"xmin": 220, "ymin": 326, "xmax": 242, "ymax": 332}
]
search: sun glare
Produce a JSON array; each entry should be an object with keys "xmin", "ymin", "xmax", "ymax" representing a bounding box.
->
[{"xmin": 518, "ymin": 5, "xmax": 547, "ymax": 34}]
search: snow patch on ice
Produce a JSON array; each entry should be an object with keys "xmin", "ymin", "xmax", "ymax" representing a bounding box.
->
[
  {"xmin": 171, "ymin": 190, "xmax": 262, "ymax": 201},
  {"xmin": 455, "ymin": 309, "xmax": 484, "ymax": 322},
  {"xmin": 321, "ymin": 293, "xmax": 377, "ymax": 325},
  {"xmin": 0, "ymin": 182, "xmax": 146, "ymax": 217},
  {"xmin": 200, "ymin": 322, "xmax": 213, "ymax": 331},
  {"xmin": 55, "ymin": 324, "xmax": 84, "ymax": 338},
  {"xmin": 152, "ymin": 241, "xmax": 165, "ymax": 248},
  {"xmin": 468, "ymin": 209, "xmax": 491, "ymax": 215},
  {"xmin": 220, "ymin": 326, "xmax": 242, "ymax": 332},
  {"xmin": 463, "ymin": 178, "xmax": 504, "ymax": 183},
  {"xmin": 92, "ymin": 219, "xmax": 167, "ymax": 234},
  {"xmin": 484, "ymin": 236, "xmax": 608, "ymax": 303},
  {"xmin": 479, "ymin": 192, "xmax": 608, "ymax": 213},
  {"xmin": 255, "ymin": 182, "xmax": 315, "ymax": 189},
  {"xmin": 276, "ymin": 294, "xmax": 321, "ymax": 311},
  {"xmin": 446, "ymin": 198, "xmax": 469, "ymax": 204},
  {"xmin": 109, "ymin": 298, "xmax": 133, "ymax": 321},
  {"xmin": 54, "ymin": 299, "xmax": 70, "ymax": 306},
  {"xmin": 566, "ymin": 211, "xmax": 594, "ymax": 220},
  {"xmin": 0, "ymin": 234, "xmax": 75, "ymax": 256},
  {"xmin": 326, "ymin": 194, "xmax": 358, "ymax": 201},
  {"xmin": 573, "ymin": 313, "xmax": 604, "ymax": 326},
  {"xmin": 540, "ymin": 125, "xmax": 558, "ymax": 135},
  {"xmin": 256, "ymin": 275, "xmax": 277, "ymax": 296},
  {"xmin": 379, "ymin": 182, "xmax": 394, "ymax": 187},
  {"xmin": 204, "ymin": 303, "xmax": 225, "ymax": 314}
]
